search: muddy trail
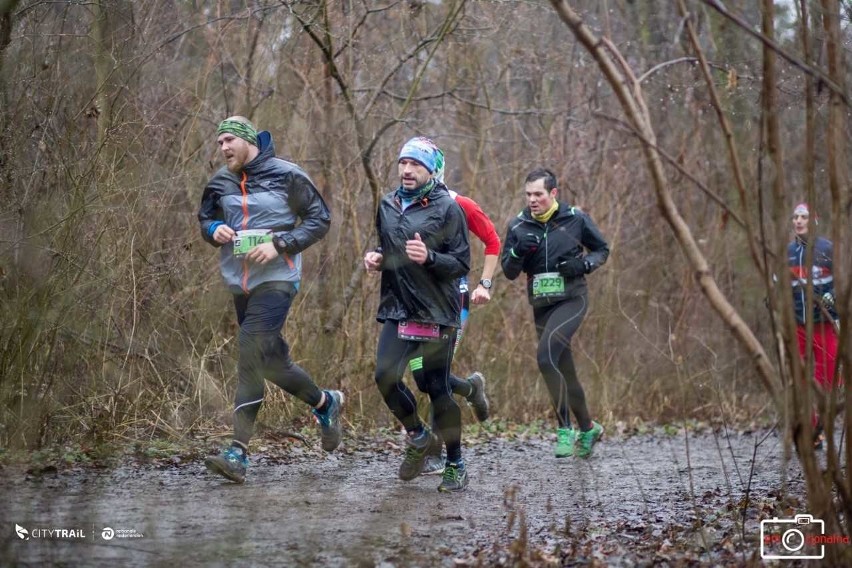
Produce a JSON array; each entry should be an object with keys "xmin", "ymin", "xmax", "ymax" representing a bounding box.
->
[{"xmin": 1, "ymin": 427, "xmax": 810, "ymax": 566}]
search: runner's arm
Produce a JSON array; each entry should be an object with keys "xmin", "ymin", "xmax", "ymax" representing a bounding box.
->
[
  {"xmin": 581, "ymin": 213, "xmax": 609, "ymax": 273},
  {"xmin": 275, "ymin": 172, "xmax": 332, "ymax": 254},
  {"xmin": 501, "ymin": 221, "xmax": 524, "ymax": 281},
  {"xmin": 455, "ymin": 195, "xmax": 501, "ymax": 291},
  {"xmin": 198, "ymin": 177, "xmax": 227, "ymax": 247}
]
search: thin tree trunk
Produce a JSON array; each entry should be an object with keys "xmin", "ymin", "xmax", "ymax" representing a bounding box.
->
[
  {"xmin": 547, "ymin": 1, "xmax": 780, "ymax": 402},
  {"xmin": 820, "ymin": 0, "xmax": 852, "ymax": 521},
  {"xmin": 92, "ymin": 0, "xmax": 111, "ymax": 147}
]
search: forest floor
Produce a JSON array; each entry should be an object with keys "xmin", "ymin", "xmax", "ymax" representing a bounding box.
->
[{"xmin": 0, "ymin": 422, "xmax": 826, "ymax": 566}]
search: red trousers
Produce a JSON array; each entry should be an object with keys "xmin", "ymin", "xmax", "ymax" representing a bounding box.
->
[{"xmin": 796, "ymin": 321, "xmax": 840, "ymax": 390}]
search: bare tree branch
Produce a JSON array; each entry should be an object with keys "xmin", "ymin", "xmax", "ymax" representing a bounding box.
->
[
  {"xmin": 549, "ymin": 0, "xmax": 780, "ymax": 404},
  {"xmin": 676, "ymin": 1, "xmax": 765, "ymax": 278},
  {"xmin": 700, "ymin": 0, "xmax": 850, "ymax": 107}
]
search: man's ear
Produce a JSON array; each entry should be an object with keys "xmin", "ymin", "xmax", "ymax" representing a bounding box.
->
[{"xmin": 550, "ymin": 188, "xmax": 558, "ymax": 198}]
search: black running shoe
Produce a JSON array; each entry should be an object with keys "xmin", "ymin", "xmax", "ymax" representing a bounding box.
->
[{"xmin": 814, "ymin": 420, "xmax": 825, "ymax": 451}]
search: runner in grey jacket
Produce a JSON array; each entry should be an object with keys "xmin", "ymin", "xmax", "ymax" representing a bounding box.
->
[
  {"xmin": 198, "ymin": 130, "xmax": 330, "ymax": 294},
  {"xmin": 198, "ymin": 116, "xmax": 342, "ymax": 484}
]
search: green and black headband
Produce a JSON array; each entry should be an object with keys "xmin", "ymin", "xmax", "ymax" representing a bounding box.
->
[{"xmin": 217, "ymin": 118, "xmax": 258, "ymax": 147}]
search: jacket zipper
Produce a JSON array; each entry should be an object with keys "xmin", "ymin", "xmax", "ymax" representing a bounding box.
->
[{"xmin": 240, "ymin": 172, "xmax": 251, "ymax": 293}]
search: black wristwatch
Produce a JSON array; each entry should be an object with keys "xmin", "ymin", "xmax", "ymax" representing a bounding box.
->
[
  {"xmin": 273, "ymin": 235, "xmax": 288, "ymax": 254},
  {"xmin": 479, "ymin": 279, "xmax": 492, "ymax": 289}
]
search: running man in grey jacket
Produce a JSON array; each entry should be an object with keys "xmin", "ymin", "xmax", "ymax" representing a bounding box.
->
[{"xmin": 198, "ymin": 116, "xmax": 343, "ymax": 483}]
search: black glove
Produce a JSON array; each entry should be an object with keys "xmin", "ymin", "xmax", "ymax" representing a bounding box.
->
[
  {"xmin": 556, "ymin": 257, "xmax": 587, "ymax": 278},
  {"xmin": 513, "ymin": 233, "xmax": 540, "ymax": 257},
  {"xmin": 822, "ymin": 292, "xmax": 835, "ymax": 308}
]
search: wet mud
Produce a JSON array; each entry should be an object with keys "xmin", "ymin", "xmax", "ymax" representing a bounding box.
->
[{"xmin": 1, "ymin": 428, "xmax": 808, "ymax": 566}]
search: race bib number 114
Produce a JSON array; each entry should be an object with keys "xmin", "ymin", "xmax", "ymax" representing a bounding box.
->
[{"xmin": 233, "ymin": 230, "xmax": 272, "ymax": 257}]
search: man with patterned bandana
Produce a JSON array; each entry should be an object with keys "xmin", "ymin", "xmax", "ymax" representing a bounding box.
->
[
  {"xmin": 364, "ymin": 137, "xmax": 471, "ymax": 492},
  {"xmin": 405, "ymin": 140, "xmax": 500, "ymax": 476},
  {"xmin": 198, "ymin": 116, "xmax": 343, "ymax": 483}
]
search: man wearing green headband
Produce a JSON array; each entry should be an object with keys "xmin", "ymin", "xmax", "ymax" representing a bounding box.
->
[{"xmin": 198, "ymin": 115, "xmax": 343, "ymax": 483}]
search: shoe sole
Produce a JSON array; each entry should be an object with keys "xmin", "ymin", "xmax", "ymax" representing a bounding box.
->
[
  {"xmin": 467, "ymin": 373, "xmax": 490, "ymax": 422},
  {"xmin": 437, "ymin": 478, "xmax": 469, "ymax": 493},
  {"xmin": 399, "ymin": 455, "xmax": 429, "ymax": 480},
  {"xmin": 399, "ymin": 465, "xmax": 426, "ymax": 481},
  {"xmin": 204, "ymin": 458, "xmax": 245, "ymax": 484}
]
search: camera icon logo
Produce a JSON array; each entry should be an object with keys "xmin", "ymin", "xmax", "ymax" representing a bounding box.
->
[{"xmin": 760, "ymin": 514, "xmax": 825, "ymax": 559}]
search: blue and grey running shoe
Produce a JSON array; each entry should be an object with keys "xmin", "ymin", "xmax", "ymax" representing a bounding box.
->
[
  {"xmin": 205, "ymin": 446, "xmax": 249, "ymax": 484},
  {"xmin": 312, "ymin": 390, "xmax": 344, "ymax": 452},
  {"xmin": 438, "ymin": 460, "xmax": 469, "ymax": 492}
]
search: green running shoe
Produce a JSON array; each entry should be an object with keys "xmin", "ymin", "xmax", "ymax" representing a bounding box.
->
[
  {"xmin": 437, "ymin": 460, "xmax": 468, "ymax": 492},
  {"xmin": 554, "ymin": 427, "xmax": 577, "ymax": 458},
  {"xmin": 576, "ymin": 421, "xmax": 604, "ymax": 459}
]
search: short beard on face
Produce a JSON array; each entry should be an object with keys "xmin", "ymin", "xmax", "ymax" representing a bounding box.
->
[{"xmin": 226, "ymin": 154, "xmax": 243, "ymax": 173}]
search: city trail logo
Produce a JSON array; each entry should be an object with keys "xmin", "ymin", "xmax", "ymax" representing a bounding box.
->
[
  {"xmin": 15, "ymin": 523, "xmax": 143, "ymax": 541},
  {"xmin": 13, "ymin": 524, "xmax": 86, "ymax": 540}
]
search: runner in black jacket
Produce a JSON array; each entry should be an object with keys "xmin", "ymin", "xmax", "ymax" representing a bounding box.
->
[
  {"xmin": 502, "ymin": 167, "xmax": 609, "ymax": 459},
  {"xmin": 364, "ymin": 137, "xmax": 471, "ymax": 492}
]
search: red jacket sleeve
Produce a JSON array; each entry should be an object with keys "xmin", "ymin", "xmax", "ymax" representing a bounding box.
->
[{"xmin": 454, "ymin": 195, "xmax": 501, "ymax": 255}]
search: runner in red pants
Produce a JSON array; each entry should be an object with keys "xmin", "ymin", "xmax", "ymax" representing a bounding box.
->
[{"xmin": 788, "ymin": 202, "xmax": 840, "ymax": 449}]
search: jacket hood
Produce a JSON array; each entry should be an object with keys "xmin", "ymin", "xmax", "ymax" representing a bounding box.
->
[{"xmin": 244, "ymin": 131, "xmax": 275, "ymax": 174}]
